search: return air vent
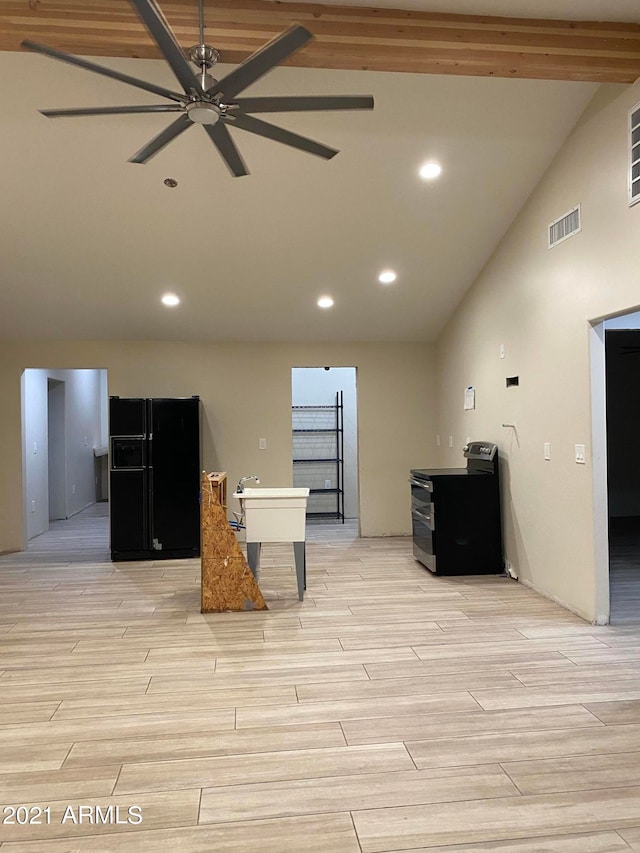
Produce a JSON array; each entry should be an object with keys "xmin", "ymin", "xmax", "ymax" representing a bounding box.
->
[
  {"xmin": 548, "ymin": 204, "xmax": 581, "ymax": 248},
  {"xmin": 630, "ymin": 102, "xmax": 640, "ymax": 206}
]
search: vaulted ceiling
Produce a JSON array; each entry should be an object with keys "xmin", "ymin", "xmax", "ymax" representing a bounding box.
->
[{"xmin": 0, "ymin": 1, "xmax": 637, "ymax": 342}]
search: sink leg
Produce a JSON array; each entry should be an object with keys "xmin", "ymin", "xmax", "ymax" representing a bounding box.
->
[
  {"xmin": 247, "ymin": 542, "xmax": 261, "ymax": 581},
  {"xmin": 293, "ymin": 541, "xmax": 306, "ymax": 601}
]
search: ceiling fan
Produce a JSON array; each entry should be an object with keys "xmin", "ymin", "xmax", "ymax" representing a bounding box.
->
[{"xmin": 21, "ymin": 0, "xmax": 374, "ymax": 177}]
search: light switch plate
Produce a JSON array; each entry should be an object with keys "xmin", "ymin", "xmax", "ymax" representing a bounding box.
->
[
  {"xmin": 448, "ymin": 435, "xmax": 453, "ymax": 448},
  {"xmin": 575, "ymin": 444, "xmax": 586, "ymax": 464},
  {"xmin": 258, "ymin": 438, "xmax": 267, "ymax": 450},
  {"xmin": 544, "ymin": 442, "xmax": 551, "ymax": 460}
]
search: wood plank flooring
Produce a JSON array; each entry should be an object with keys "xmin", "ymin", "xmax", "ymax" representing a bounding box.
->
[
  {"xmin": 609, "ymin": 517, "xmax": 640, "ymax": 624},
  {"xmin": 0, "ymin": 509, "xmax": 640, "ymax": 850}
]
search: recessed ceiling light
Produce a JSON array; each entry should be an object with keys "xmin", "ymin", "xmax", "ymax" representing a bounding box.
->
[
  {"xmin": 161, "ymin": 293, "xmax": 180, "ymax": 307},
  {"xmin": 419, "ymin": 161, "xmax": 442, "ymax": 180},
  {"xmin": 378, "ymin": 270, "xmax": 397, "ymax": 285},
  {"xmin": 317, "ymin": 296, "xmax": 334, "ymax": 309}
]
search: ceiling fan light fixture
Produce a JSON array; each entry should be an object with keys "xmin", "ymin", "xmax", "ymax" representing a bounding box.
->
[{"xmin": 186, "ymin": 101, "xmax": 221, "ymax": 125}]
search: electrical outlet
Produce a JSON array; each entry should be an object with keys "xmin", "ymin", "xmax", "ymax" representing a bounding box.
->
[
  {"xmin": 575, "ymin": 444, "xmax": 586, "ymax": 464},
  {"xmin": 544, "ymin": 442, "xmax": 551, "ymax": 460},
  {"xmin": 448, "ymin": 435, "xmax": 453, "ymax": 448},
  {"xmin": 31, "ymin": 500, "xmax": 36, "ymax": 513},
  {"xmin": 258, "ymin": 438, "xmax": 267, "ymax": 450}
]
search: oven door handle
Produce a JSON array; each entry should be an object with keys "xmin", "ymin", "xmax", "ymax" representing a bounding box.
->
[
  {"xmin": 412, "ymin": 507, "xmax": 433, "ymax": 525},
  {"xmin": 409, "ymin": 478, "xmax": 433, "ymax": 491}
]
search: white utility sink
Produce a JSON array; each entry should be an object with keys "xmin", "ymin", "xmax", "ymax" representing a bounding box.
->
[
  {"xmin": 232, "ymin": 487, "xmax": 309, "ymax": 542},
  {"xmin": 235, "ymin": 488, "xmax": 310, "ymax": 500}
]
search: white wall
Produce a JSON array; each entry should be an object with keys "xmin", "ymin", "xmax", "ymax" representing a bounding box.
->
[
  {"xmin": 21, "ymin": 368, "xmax": 105, "ymax": 539},
  {"xmin": 22, "ymin": 369, "xmax": 50, "ymax": 539},
  {"xmin": 99, "ymin": 369, "xmax": 109, "ymax": 447},
  {"xmin": 292, "ymin": 367, "xmax": 359, "ymax": 518},
  {"xmin": 434, "ymin": 81, "xmax": 640, "ymax": 622},
  {"xmin": 1, "ymin": 341, "xmax": 435, "ymax": 554}
]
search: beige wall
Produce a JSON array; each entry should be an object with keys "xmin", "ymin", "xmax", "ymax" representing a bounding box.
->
[
  {"xmin": 434, "ymin": 81, "xmax": 640, "ymax": 622},
  {"xmin": 0, "ymin": 340, "xmax": 435, "ymax": 553}
]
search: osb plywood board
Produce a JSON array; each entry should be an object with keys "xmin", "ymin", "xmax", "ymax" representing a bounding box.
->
[{"xmin": 200, "ymin": 472, "xmax": 267, "ymax": 613}]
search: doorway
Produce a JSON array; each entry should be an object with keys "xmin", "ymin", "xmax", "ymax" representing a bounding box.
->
[
  {"xmin": 47, "ymin": 378, "xmax": 67, "ymax": 521},
  {"xmin": 22, "ymin": 368, "xmax": 109, "ymax": 552},
  {"xmin": 291, "ymin": 367, "xmax": 359, "ymax": 538},
  {"xmin": 591, "ymin": 311, "xmax": 640, "ymax": 624},
  {"xmin": 605, "ymin": 316, "xmax": 640, "ymax": 623}
]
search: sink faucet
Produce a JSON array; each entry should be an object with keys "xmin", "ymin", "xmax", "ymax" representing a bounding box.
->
[{"xmin": 236, "ymin": 475, "xmax": 260, "ymax": 493}]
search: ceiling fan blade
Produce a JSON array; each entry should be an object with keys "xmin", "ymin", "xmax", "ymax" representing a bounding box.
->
[
  {"xmin": 129, "ymin": 114, "xmax": 192, "ymax": 163},
  {"xmin": 227, "ymin": 114, "xmax": 338, "ymax": 160},
  {"xmin": 41, "ymin": 105, "xmax": 184, "ymax": 118},
  {"xmin": 203, "ymin": 124, "xmax": 249, "ymax": 177},
  {"xmin": 21, "ymin": 40, "xmax": 184, "ymax": 103},
  {"xmin": 129, "ymin": 0, "xmax": 205, "ymax": 96},
  {"xmin": 232, "ymin": 96, "xmax": 374, "ymax": 113},
  {"xmin": 210, "ymin": 25, "xmax": 312, "ymax": 100}
]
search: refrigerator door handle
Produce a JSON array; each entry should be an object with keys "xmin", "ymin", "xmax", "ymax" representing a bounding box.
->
[{"xmin": 147, "ymin": 465, "xmax": 153, "ymax": 547}]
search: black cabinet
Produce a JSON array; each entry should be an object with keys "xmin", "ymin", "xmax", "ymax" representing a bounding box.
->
[{"xmin": 109, "ymin": 397, "xmax": 200, "ymax": 561}]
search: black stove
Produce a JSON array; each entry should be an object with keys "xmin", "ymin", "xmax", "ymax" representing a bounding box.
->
[{"xmin": 410, "ymin": 441, "xmax": 503, "ymax": 575}]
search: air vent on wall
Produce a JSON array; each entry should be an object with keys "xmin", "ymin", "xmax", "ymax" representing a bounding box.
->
[
  {"xmin": 548, "ymin": 204, "xmax": 581, "ymax": 248},
  {"xmin": 629, "ymin": 102, "xmax": 640, "ymax": 206}
]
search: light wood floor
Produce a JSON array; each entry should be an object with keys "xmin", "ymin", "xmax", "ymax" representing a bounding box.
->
[
  {"xmin": 1, "ymin": 511, "xmax": 640, "ymax": 850},
  {"xmin": 610, "ymin": 517, "xmax": 640, "ymax": 625}
]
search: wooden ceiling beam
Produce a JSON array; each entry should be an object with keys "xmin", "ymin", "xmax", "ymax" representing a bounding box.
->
[{"xmin": 1, "ymin": 0, "xmax": 639, "ymax": 83}]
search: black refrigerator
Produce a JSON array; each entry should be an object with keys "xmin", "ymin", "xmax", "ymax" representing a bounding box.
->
[{"xmin": 109, "ymin": 397, "xmax": 201, "ymax": 561}]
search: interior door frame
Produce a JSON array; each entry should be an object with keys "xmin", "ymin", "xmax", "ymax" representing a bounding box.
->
[
  {"xmin": 290, "ymin": 365, "xmax": 361, "ymax": 530},
  {"xmin": 589, "ymin": 319, "xmax": 610, "ymax": 625}
]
